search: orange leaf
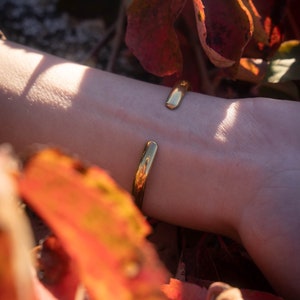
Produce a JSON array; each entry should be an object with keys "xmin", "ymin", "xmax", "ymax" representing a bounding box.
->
[
  {"xmin": 19, "ymin": 149, "xmax": 168, "ymax": 300},
  {"xmin": 236, "ymin": 58, "xmax": 267, "ymax": 83}
]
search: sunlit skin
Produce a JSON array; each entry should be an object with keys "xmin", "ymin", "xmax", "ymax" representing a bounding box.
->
[{"xmin": 0, "ymin": 40, "xmax": 299, "ymax": 299}]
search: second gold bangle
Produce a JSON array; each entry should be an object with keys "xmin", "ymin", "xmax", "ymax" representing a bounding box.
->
[{"xmin": 132, "ymin": 141, "xmax": 158, "ymax": 211}]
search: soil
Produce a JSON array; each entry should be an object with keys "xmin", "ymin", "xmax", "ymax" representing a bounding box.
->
[{"xmin": 0, "ymin": 0, "xmax": 275, "ymax": 295}]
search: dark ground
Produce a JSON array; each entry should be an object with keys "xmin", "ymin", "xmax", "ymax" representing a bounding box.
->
[{"xmin": 0, "ymin": 0, "xmax": 276, "ymax": 295}]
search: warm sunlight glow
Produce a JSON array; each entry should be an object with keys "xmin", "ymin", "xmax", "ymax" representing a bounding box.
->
[
  {"xmin": 240, "ymin": 58, "xmax": 260, "ymax": 76},
  {"xmin": 27, "ymin": 62, "xmax": 85, "ymax": 110},
  {"xmin": 214, "ymin": 102, "xmax": 239, "ymax": 143}
]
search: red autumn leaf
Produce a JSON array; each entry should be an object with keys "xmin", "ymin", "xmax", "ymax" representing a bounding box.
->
[
  {"xmin": 193, "ymin": 0, "xmax": 253, "ymax": 68},
  {"xmin": 125, "ymin": 0, "xmax": 287, "ymax": 82},
  {"xmin": 244, "ymin": 0, "xmax": 286, "ymax": 59},
  {"xmin": 19, "ymin": 149, "xmax": 169, "ymax": 300},
  {"xmin": 242, "ymin": 0, "xmax": 269, "ymax": 45},
  {"xmin": 125, "ymin": 0, "xmax": 187, "ymax": 76}
]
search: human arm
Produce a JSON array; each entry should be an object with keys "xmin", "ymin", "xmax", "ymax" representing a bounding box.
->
[
  {"xmin": 0, "ymin": 40, "xmax": 300, "ymax": 299},
  {"xmin": 0, "ymin": 40, "xmax": 257, "ymax": 238}
]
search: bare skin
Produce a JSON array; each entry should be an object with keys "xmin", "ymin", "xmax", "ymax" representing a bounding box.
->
[{"xmin": 0, "ymin": 40, "xmax": 299, "ymax": 299}]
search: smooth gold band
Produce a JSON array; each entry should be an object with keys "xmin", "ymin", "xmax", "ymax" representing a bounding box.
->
[
  {"xmin": 132, "ymin": 141, "xmax": 158, "ymax": 211},
  {"xmin": 165, "ymin": 80, "xmax": 190, "ymax": 110}
]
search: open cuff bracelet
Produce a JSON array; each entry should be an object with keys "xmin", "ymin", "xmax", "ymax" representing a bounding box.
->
[{"xmin": 132, "ymin": 80, "xmax": 190, "ymax": 210}]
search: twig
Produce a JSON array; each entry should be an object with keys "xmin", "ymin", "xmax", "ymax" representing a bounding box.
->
[
  {"xmin": 189, "ymin": 31, "xmax": 215, "ymax": 96},
  {"xmin": 80, "ymin": 23, "xmax": 116, "ymax": 65},
  {"xmin": 182, "ymin": 17, "xmax": 215, "ymax": 95},
  {"xmin": 106, "ymin": 0, "xmax": 127, "ymax": 72}
]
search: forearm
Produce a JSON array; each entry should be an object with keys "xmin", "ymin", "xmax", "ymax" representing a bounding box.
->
[{"xmin": 0, "ymin": 40, "xmax": 299, "ymax": 240}]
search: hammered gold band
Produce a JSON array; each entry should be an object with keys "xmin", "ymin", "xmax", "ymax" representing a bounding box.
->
[
  {"xmin": 132, "ymin": 141, "xmax": 158, "ymax": 210},
  {"xmin": 165, "ymin": 80, "xmax": 190, "ymax": 110}
]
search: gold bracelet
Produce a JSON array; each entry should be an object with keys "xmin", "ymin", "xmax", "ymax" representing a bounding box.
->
[
  {"xmin": 132, "ymin": 81, "xmax": 189, "ymax": 209},
  {"xmin": 132, "ymin": 141, "xmax": 158, "ymax": 210},
  {"xmin": 165, "ymin": 80, "xmax": 190, "ymax": 110}
]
